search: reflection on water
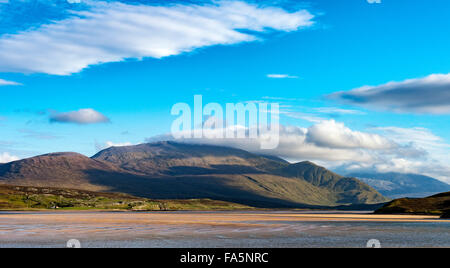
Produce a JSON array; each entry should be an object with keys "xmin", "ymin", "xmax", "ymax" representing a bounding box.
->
[{"xmin": 0, "ymin": 211, "xmax": 448, "ymax": 248}]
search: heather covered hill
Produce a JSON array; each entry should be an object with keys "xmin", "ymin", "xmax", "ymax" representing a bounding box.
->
[{"xmin": 0, "ymin": 142, "xmax": 388, "ymax": 208}]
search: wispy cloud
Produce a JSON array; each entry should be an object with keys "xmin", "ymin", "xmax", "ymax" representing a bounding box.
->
[
  {"xmin": 249, "ymin": 97, "xmax": 365, "ymax": 122},
  {"xmin": 330, "ymin": 73, "xmax": 450, "ymax": 114},
  {"xmin": 261, "ymin": 96, "xmax": 301, "ymax": 101},
  {"xmin": 281, "ymin": 111, "xmax": 327, "ymax": 123},
  {"xmin": 148, "ymin": 119, "xmax": 420, "ymax": 168},
  {"xmin": 0, "ymin": 1, "xmax": 314, "ymax": 75},
  {"xmin": 50, "ymin": 108, "xmax": 110, "ymax": 124},
  {"xmin": 267, "ymin": 74, "xmax": 299, "ymax": 79},
  {"xmin": 313, "ymin": 107, "xmax": 366, "ymax": 115},
  {"xmin": 0, "ymin": 78, "xmax": 21, "ymax": 86},
  {"xmin": 18, "ymin": 128, "xmax": 61, "ymax": 140}
]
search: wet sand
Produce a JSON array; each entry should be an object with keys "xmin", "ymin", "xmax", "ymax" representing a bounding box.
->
[{"xmin": 0, "ymin": 211, "xmax": 448, "ymax": 248}]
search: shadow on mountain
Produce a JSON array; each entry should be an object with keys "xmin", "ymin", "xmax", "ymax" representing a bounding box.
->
[{"xmin": 166, "ymin": 165, "xmax": 264, "ymax": 176}]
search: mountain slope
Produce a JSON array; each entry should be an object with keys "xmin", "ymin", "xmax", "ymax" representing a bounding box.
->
[
  {"xmin": 349, "ymin": 172, "xmax": 450, "ymax": 198},
  {"xmin": 277, "ymin": 161, "xmax": 387, "ymax": 204},
  {"xmin": 0, "ymin": 142, "xmax": 388, "ymax": 208}
]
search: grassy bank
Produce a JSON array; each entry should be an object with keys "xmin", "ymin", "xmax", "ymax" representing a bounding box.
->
[{"xmin": 0, "ymin": 185, "xmax": 252, "ymax": 211}]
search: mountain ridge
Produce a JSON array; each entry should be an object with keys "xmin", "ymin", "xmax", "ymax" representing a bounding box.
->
[
  {"xmin": 349, "ymin": 172, "xmax": 450, "ymax": 198},
  {"xmin": 0, "ymin": 141, "xmax": 388, "ymax": 208}
]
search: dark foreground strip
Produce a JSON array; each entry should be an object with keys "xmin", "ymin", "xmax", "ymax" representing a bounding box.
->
[{"xmin": 1, "ymin": 248, "xmax": 445, "ymax": 267}]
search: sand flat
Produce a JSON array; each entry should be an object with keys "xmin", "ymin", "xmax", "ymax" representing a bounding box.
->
[
  {"xmin": 0, "ymin": 211, "xmax": 448, "ymax": 248},
  {"xmin": 0, "ymin": 211, "xmax": 445, "ymax": 224}
]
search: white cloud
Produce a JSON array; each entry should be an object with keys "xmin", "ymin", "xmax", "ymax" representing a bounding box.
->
[
  {"xmin": 50, "ymin": 108, "xmax": 110, "ymax": 124},
  {"xmin": 367, "ymin": 126, "xmax": 450, "ymax": 183},
  {"xmin": 0, "ymin": 1, "xmax": 314, "ymax": 75},
  {"xmin": 330, "ymin": 73, "xmax": 450, "ymax": 114},
  {"xmin": 342, "ymin": 157, "xmax": 450, "ymax": 184},
  {"xmin": 0, "ymin": 78, "xmax": 21, "ymax": 86},
  {"xmin": 267, "ymin": 74, "xmax": 299, "ymax": 79},
  {"xmin": 105, "ymin": 141, "xmax": 133, "ymax": 148},
  {"xmin": 147, "ymin": 119, "xmax": 450, "ymax": 183},
  {"xmin": 0, "ymin": 152, "xmax": 19, "ymax": 163},
  {"xmin": 306, "ymin": 120, "xmax": 394, "ymax": 150},
  {"xmin": 149, "ymin": 119, "xmax": 418, "ymax": 164}
]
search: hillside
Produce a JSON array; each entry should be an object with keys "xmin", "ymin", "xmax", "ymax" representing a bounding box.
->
[
  {"xmin": 0, "ymin": 141, "xmax": 388, "ymax": 208},
  {"xmin": 375, "ymin": 192, "xmax": 450, "ymax": 216},
  {"xmin": 350, "ymin": 172, "xmax": 450, "ymax": 198},
  {"xmin": 0, "ymin": 152, "xmax": 128, "ymax": 191}
]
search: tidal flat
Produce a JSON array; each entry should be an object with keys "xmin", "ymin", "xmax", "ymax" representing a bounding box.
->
[{"xmin": 0, "ymin": 211, "xmax": 448, "ymax": 248}]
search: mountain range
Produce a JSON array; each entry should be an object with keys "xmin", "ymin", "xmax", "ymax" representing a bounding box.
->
[
  {"xmin": 349, "ymin": 172, "xmax": 450, "ymax": 198},
  {"xmin": 0, "ymin": 141, "xmax": 388, "ymax": 208}
]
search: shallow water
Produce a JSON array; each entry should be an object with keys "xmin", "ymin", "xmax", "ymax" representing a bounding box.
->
[{"xmin": 0, "ymin": 211, "xmax": 448, "ymax": 248}]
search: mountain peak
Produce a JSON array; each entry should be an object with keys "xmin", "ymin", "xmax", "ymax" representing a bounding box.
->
[
  {"xmin": 40, "ymin": 152, "xmax": 87, "ymax": 157},
  {"xmin": 92, "ymin": 141, "xmax": 286, "ymax": 175}
]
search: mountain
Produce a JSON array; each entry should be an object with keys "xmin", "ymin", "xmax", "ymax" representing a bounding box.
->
[
  {"xmin": 348, "ymin": 172, "xmax": 450, "ymax": 198},
  {"xmin": 0, "ymin": 141, "xmax": 388, "ymax": 208},
  {"xmin": 375, "ymin": 192, "xmax": 450, "ymax": 217}
]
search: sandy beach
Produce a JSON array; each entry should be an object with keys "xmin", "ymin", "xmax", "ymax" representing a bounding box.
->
[{"xmin": 0, "ymin": 211, "xmax": 448, "ymax": 248}]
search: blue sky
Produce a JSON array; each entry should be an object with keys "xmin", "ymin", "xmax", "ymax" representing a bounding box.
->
[{"xmin": 0, "ymin": 0, "xmax": 450, "ymax": 183}]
